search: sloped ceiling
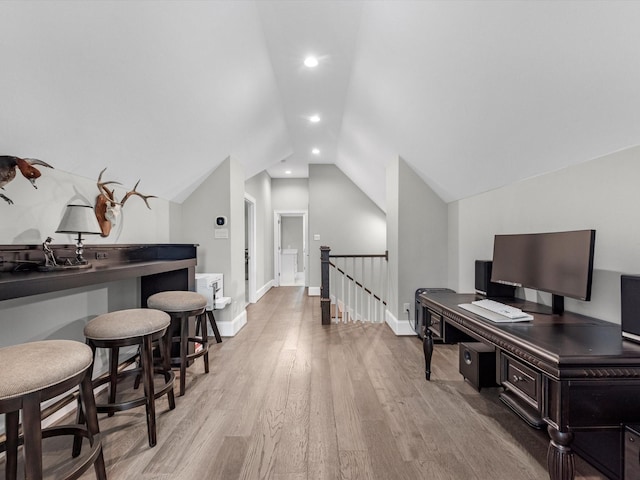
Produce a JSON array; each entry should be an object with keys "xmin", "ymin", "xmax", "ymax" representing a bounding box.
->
[{"xmin": 1, "ymin": 1, "xmax": 639, "ymax": 211}]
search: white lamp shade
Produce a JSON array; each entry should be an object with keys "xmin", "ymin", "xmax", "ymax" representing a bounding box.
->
[{"xmin": 56, "ymin": 204, "xmax": 102, "ymax": 235}]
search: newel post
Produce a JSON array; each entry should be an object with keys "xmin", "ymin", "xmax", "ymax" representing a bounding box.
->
[{"xmin": 320, "ymin": 246, "xmax": 331, "ymax": 325}]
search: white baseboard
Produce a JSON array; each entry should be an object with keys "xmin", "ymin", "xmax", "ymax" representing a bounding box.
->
[
  {"xmin": 216, "ymin": 309, "xmax": 247, "ymax": 337},
  {"xmin": 308, "ymin": 286, "xmax": 320, "ymax": 296},
  {"xmin": 256, "ymin": 280, "xmax": 273, "ymax": 302},
  {"xmin": 385, "ymin": 309, "xmax": 416, "ymax": 336}
]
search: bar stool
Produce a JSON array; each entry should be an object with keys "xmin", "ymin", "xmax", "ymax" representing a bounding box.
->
[
  {"xmin": 82, "ymin": 308, "xmax": 175, "ymax": 448},
  {"xmin": 0, "ymin": 339, "xmax": 106, "ymax": 480},
  {"xmin": 146, "ymin": 291, "xmax": 213, "ymax": 396}
]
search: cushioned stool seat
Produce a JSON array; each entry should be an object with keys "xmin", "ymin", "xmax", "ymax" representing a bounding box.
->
[
  {"xmin": 83, "ymin": 308, "xmax": 175, "ymax": 448},
  {"xmin": 147, "ymin": 291, "xmax": 214, "ymax": 396},
  {"xmin": 0, "ymin": 339, "xmax": 106, "ymax": 480}
]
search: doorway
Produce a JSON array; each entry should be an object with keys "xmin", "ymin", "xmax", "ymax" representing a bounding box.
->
[
  {"xmin": 274, "ymin": 211, "xmax": 307, "ymax": 287},
  {"xmin": 244, "ymin": 194, "xmax": 257, "ymax": 305}
]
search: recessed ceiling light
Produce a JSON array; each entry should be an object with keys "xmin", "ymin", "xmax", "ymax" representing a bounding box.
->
[
  {"xmin": 285, "ymin": 170, "xmax": 292, "ymax": 175},
  {"xmin": 312, "ymin": 148, "xmax": 320, "ymax": 155},
  {"xmin": 304, "ymin": 56, "xmax": 319, "ymax": 68},
  {"xmin": 309, "ymin": 114, "xmax": 320, "ymax": 123}
]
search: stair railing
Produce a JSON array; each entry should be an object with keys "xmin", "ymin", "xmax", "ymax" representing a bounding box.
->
[{"xmin": 320, "ymin": 246, "xmax": 388, "ymax": 325}]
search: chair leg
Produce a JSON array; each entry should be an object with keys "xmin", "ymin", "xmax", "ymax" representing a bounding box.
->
[
  {"xmin": 78, "ymin": 372, "xmax": 107, "ymax": 480},
  {"xmin": 72, "ymin": 396, "xmax": 86, "ymax": 458},
  {"xmin": 134, "ymin": 345, "xmax": 143, "ymax": 390},
  {"xmin": 162, "ymin": 330, "xmax": 176, "ymax": 410},
  {"xmin": 207, "ymin": 309, "xmax": 222, "ymax": 344},
  {"xmin": 22, "ymin": 393, "xmax": 44, "ymax": 480},
  {"xmin": 141, "ymin": 334, "xmax": 157, "ymax": 447},
  {"xmin": 179, "ymin": 315, "xmax": 188, "ymax": 396},
  {"xmin": 108, "ymin": 346, "xmax": 119, "ymax": 417},
  {"xmin": 5, "ymin": 411, "xmax": 19, "ymax": 480},
  {"xmin": 74, "ymin": 340, "xmax": 97, "ymax": 456},
  {"xmin": 198, "ymin": 313, "xmax": 210, "ymax": 374}
]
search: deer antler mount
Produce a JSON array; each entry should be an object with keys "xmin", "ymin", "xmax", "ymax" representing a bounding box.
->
[{"xmin": 95, "ymin": 168, "xmax": 156, "ymax": 237}]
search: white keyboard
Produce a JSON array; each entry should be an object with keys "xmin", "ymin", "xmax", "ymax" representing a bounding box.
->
[
  {"xmin": 472, "ymin": 299, "xmax": 530, "ymax": 318},
  {"xmin": 458, "ymin": 299, "xmax": 533, "ymax": 323}
]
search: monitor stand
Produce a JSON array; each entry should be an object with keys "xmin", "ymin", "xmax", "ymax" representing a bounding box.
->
[{"xmin": 552, "ymin": 294, "xmax": 564, "ymax": 315}]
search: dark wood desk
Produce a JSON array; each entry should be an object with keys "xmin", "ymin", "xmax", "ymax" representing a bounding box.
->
[
  {"xmin": 418, "ymin": 290, "xmax": 640, "ymax": 480},
  {"xmin": 0, "ymin": 243, "xmax": 197, "ymax": 304}
]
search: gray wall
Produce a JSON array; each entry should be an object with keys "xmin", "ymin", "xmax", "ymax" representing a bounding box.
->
[
  {"xmin": 387, "ymin": 158, "xmax": 448, "ymax": 333},
  {"xmin": 245, "ymin": 171, "xmax": 274, "ymax": 292},
  {"xmin": 179, "ymin": 156, "xmax": 245, "ymax": 323},
  {"xmin": 308, "ymin": 164, "xmax": 386, "ymax": 289},
  {"xmin": 0, "ymin": 168, "xmax": 172, "ymax": 245},
  {"xmin": 386, "ymin": 156, "xmax": 400, "ymax": 321},
  {"xmin": 271, "ymin": 178, "xmax": 309, "ymax": 211},
  {"xmin": 451, "ymin": 145, "xmax": 640, "ymax": 324},
  {"xmin": 392, "ymin": 157, "xmax": 448, "ymax": 321}
]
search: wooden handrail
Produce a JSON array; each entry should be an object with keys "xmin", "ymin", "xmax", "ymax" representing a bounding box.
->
[{"xmin": 329, "ymin": 251, "xmax": 388, "ymax": 260}]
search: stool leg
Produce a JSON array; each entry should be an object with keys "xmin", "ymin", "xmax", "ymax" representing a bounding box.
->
[
  {"xmin": 179, "ymin": 315, "xmax": 188, "ymax": 396},
  {"xmin": 207, "ymin": 309, "xmax": 222, "ymax": 344},
  {"xmin": 5, "ymin": 411, "xmax": 19, "ymax": 480},
  {"xmin": 198, "ymin": 312, "xmax": 209, "ymax": 374},
  {"xmin": 74, "ymin": 340, "xmax": 97, "ymax": 456},
  {"xmin": 108, "ymin": 346, "xmax": 120, "ymax": 417},
  {"xmin": 141, "ymin": 334, "xmax": 157, "ymax": 447},
  {"xmin": 72, "ymin": 400, "xmax": 86, "ymax": 458},
  {"xmin": 162, "ymin": 329, "xmax": 176, "ymax": 410},
  {"xmin": 22, "ymin": 393, "xmax": 44, "ymax": 480},
  {"xmin": 133, "ymin": 345, "xmax": 142, "ymax": 390},
  {"xmin": 79, "ymin": 372, "xmax": 107, "ymax": 480}
]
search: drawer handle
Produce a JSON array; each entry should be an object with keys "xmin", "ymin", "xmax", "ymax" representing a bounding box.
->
[{"xmin": 512, "ymin": 375, "xmax": 525, "ymax": 383}]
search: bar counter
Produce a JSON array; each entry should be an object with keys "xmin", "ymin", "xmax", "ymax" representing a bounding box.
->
[{"xmin": 0, "ymin": 243, "xmax": 198, "ymax": 303}]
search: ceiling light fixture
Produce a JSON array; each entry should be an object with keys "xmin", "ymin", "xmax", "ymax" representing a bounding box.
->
[
  {"xmin": 309, "ymin": 114, "xmax": 320, "ymax": 123},
  {"xmin": 304, "ymin": 56, "xmax": 319, "ymax": 68},
  {"xmin": 285, "ymin": 170, "xmax": 292, "ymax": 175},
  {"xmin": 312, "ymin": 148, "xmax": 320, "ymax": 155}
]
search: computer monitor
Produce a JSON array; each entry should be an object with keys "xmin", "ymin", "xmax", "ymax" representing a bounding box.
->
[{"xmin": 490, "ymin": 229, "xmax": 596, "ymax": 314}]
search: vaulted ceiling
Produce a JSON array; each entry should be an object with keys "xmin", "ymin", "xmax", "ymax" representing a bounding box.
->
[{"xmin": 2, "ymin": 1, "xmax": 639, "ymax": 212}]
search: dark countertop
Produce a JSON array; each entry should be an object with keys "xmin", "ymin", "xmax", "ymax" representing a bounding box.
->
[{"xmin": 0, "ymin": 243, "xmax": 197, "ymax": 302}]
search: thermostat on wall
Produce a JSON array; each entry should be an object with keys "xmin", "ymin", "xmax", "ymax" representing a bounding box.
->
[{"xmin": 215, "ymin": 216, "xmax": 227, "ymax": 227}]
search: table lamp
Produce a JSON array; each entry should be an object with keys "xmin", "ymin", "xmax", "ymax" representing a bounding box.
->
[{"xmin": 56, "ymin": 204, "xmax": 102, "ymax": 265}]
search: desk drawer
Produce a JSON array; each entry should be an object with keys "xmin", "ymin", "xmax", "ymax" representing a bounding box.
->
[
  {"xmin": 500, "ymin": 353, "xmax": 541, "ymax": 409},
  {"xmin": 426, "ymin": 310, "xmax": 443, "ymax": 339}
]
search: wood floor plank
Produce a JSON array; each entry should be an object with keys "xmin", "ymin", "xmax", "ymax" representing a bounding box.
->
[
  {"xmin": 338, "ymin": 450, "xmax": 375, "ymax": 480},
  {"xmin": 237, "ymin": 348, "xmax": 295, "ymax": 480},
  {"xmin": 273, "ymin": 324, "xmax": 311, "ymax": 475},
  {"xmin": 328, "ymin": 338, "xmax": 368, "ymax": 451},
  {"xmin": 307, "ymin": 323, "xmax": 340, "ymax": 480},
  {"xmin": 360, "ymin": 419, "xmax": 423, "ymax": 480},
  {"xmin": 205, "ymin": 436, "xmax": 250, "ymax": 480}
]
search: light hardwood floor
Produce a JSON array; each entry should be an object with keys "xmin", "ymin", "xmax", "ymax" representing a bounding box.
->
[{"xmin": 4, "ymin": 286, "xmax": 606, "ymax": 479}]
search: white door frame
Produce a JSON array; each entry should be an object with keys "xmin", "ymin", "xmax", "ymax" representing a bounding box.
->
[
  {"xmin": 244, "ymin": 193, "xmax": 257, "ymax": 304},
  {"xmin": 273, "ymin": 210, "xmax": 308, "ymax": 287}
]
